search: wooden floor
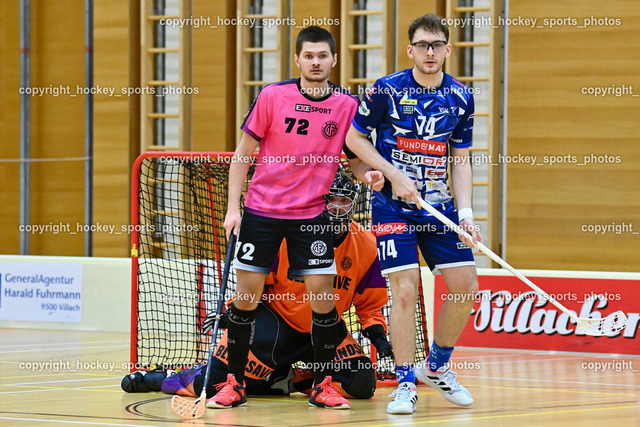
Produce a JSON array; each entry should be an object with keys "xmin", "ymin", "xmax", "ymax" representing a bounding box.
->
[{"xmin": 1, "ymin": 329, "xmax": 639, "ymax": 426}]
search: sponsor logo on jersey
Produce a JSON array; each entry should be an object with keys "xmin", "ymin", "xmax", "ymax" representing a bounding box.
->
[
  {"xmin": 398, "ymin": 137, "xmax": 447, "ymax": 155},
  {"xmin": 457, "ymin": 242, "xmax": 469, "ymax": 249},
  {"xmin": 391, "ymin": 149, "xmax": 447, "ymax": 167},
  {"xmin": 321, "ymin": 120, "xmax": 339, "ymax": 139},
  {"xmin": 296, "ymin": 104, "xmax": 333, "ymax": 114},
  {"xmin": 340, "ymin": 256, "xmax": 353, "ymax": 270},
  {"xmin": 310, "ymin": 240, "xmax": 328, "ymax": 257},
  {"xmin": 309, "ymin": 258, "xmax": 334, "ymax": 265},
  {"xmin": 358, "ymin": 101, "xmax": 370, "ymax": 116},
  {"xmin": 399, "ymin": 98, "xmax": 417, "ymax": 105},
  {"xmin": 439, "ymin": 106, "xmax": 457, "ymax": 115},
  {"xmin": 372, "ymin": 222, "xmax": 408, "ymax": 236},
  {"xmin": 313, "ymin": 106, "xmax": 332, "ymax": 114},
  {"xmin": 426, "ymin": 169, "xmax": 447, "ymax": 178},
  {"xmin": 402, "ymin": 105, "xmax": 414, "ymax": 115}
]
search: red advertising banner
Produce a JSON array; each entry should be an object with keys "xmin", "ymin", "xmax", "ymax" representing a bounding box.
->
[{"xmin": 433, "ymin": 273, "xmax": 640, "ymax": 354}]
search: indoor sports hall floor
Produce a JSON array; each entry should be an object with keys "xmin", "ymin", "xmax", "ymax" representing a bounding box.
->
[{"xmin": 1, "ymin": 329, "xmax": 638, "ymax": 426}]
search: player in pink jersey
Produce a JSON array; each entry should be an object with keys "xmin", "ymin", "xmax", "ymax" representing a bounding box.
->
[
  {"xmin": 240, "ymin": 75, "xmax": 363, "ymax": 219},
  {"xmin": 219, "ymin": 27, "xmax": 382, "ymax": 411}
]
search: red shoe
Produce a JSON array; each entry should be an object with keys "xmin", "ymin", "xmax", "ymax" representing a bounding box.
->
[
  {"xmin": 206, "ymin": 374, "xmax": 247, "ymax": 409},
  {"xmin": 309, "ymin": 376, "xmax": 351, "ymax": 409}
]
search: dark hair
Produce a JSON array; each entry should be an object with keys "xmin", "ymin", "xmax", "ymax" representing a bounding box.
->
[
  {"xmin": 296, "ymin": 26, "xmax": 336, "ymax": 56},
  {"xmin": 408, "ymin": 14, "xmax": 449, "ymax": 42}
]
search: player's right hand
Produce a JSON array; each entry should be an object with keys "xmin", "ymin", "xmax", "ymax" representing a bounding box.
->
[
  {"xmin": 363, "ymin": 170, "xmax": 385, "ymax": 192},
  {"xmin": 389, "ymin": 169, "xmax": 419, "ymax": 203},
  {"xmin": 223, "ymin": 209, "xmax": 242, "ymax": 239},
  {"xmin": 458, "ymin": 217, "xmax": 483, "ymax": 247}
]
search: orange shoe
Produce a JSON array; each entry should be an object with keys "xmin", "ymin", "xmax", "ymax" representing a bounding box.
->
[
  {"xmin": 308, "ymin": 376, "xmax": 351, "ymax": 410},
  {"xmin": 206, "ymin": 374, "xmax": 247, "ymax": 409}
]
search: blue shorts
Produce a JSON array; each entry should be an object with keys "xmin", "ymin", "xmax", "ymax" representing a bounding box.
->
[{"xmin": 372, "ymin": 202, "xmax": 475, "ymax": 275}]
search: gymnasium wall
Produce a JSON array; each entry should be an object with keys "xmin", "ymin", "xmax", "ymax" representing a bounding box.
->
[
  {"xmin": 191, "ymin": 0, "xmax": 236, "ymax": 153},
  {"xmin": 0, "ymin": 0, "xmax": 85, "ymax": 256},
  {"xmin": 0, "ymin": 1, "xmax": 22, "ymax": 255},
  {"xmin": 506, "ymin": 1, "xmax": 640, "ymax": 271},
  {"xmin": 92, "ymin": 0, "xmax": 131, "ymax": 257}
]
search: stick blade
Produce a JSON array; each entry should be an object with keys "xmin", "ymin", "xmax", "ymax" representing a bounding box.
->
[
  {"xmin": 171, "ymin": 394, "xmax": 206, "ymax": 419},
  {"xmin": 578, "ymin": 310, "xmax": 628, "ymax": 336}
]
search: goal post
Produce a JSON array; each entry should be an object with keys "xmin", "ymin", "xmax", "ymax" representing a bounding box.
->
[{"xmin": 130, "ymin": 151, "xmax": 429, "ymax": 384}]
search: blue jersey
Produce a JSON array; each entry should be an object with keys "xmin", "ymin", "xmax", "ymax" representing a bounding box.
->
[{"xmin": 352, "ymin": 68, "xmax": 474, "ymax": 213}]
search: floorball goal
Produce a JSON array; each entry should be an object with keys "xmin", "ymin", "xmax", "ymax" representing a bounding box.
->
[{"xmin": 130, "ymin": 151, "xmax": 429, "ymax": 384}]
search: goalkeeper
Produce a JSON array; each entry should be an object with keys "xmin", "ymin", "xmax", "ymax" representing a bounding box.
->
[{"xmin": 122, "ymin": 169, "xmax": 392, "ymax": 400}]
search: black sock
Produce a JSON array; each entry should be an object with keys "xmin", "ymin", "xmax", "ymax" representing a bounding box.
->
[
  {"xmin": 226, "ymin": 303, "xmax": 257, "ymax": 383},
  {"xmin": 311, "ymin": 307, "xmax": 340, "ymax": 383}
]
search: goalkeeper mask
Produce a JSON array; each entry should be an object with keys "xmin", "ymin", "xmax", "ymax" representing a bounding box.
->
[{"xmin": 324, "ymin": 168, "xmax": 360, "ymax": 245}]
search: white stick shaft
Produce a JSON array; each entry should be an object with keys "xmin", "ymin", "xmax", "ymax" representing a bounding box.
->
[{"xmin": 417, "ymin": 198, "xmax": 582, "ymax": 325}]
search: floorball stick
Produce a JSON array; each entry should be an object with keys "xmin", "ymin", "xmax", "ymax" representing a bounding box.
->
[
  {"xmin": 417, "ymin": 197, "xmax": 627, "ymax": 336},
  {"xmin": 170, "ymin": 233, "xmax": 237, "ymax": 419}
]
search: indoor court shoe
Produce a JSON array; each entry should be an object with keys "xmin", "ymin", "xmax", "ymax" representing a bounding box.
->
[
  {"xmin": 386, "ymin": 381, "xmax": 418, "ymax": 414},
  {"xmin": 308, "ymin": 376, "xmax": 351, "ymax": 409},
  {"xmin": 415, "ymin": 364, "xmax": 474, "ymax": 407},
  {"xmin": 206, "ymin": 374, "xmax": 247, "ymax": 408}
]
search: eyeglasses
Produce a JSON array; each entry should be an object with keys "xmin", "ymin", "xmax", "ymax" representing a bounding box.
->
[{"xmin": 411, "ymin": 40, "xmax": 447, "ymax": 52}]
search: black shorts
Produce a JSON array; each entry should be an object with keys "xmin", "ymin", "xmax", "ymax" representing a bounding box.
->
[{"xmin": 233, "ymin": 211, "xmax": 336, "ymax": 277}]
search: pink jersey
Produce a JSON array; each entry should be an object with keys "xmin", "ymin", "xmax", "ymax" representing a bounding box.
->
[{"xmin": 241, "ymin": 78, "xmax": 359, "ymax": 219}]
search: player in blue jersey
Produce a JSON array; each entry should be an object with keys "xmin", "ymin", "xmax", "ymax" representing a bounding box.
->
[{"xmin": 346, "ymin": 14, "xmax": 481, "ymax": 414}]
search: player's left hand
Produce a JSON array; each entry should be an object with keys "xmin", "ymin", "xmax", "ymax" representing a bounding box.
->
[
  {"xmin": 363, "ymin": 170, "xmax": 385, "ymax": 191},
  {"xmin": 458, "ymin": 218, "xmax": 483, "ymax": 247}
]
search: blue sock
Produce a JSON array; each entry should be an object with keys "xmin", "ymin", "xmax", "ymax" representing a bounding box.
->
[
  {"xmin": 396, "ymin": 364, "xmax": 415, "ymax": 384},
  {"xmin": 427, "ymin": 342, "xmax": 454, "ymax": 372}
]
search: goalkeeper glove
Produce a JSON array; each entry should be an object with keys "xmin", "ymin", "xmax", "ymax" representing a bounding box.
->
[
  {"xmin": 202, "ymin": 311, "xmax": 229, "ymax": 333},
  {"xmin": 363, "ymin": 324, "xmax": 394, "ymax": 359}
]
